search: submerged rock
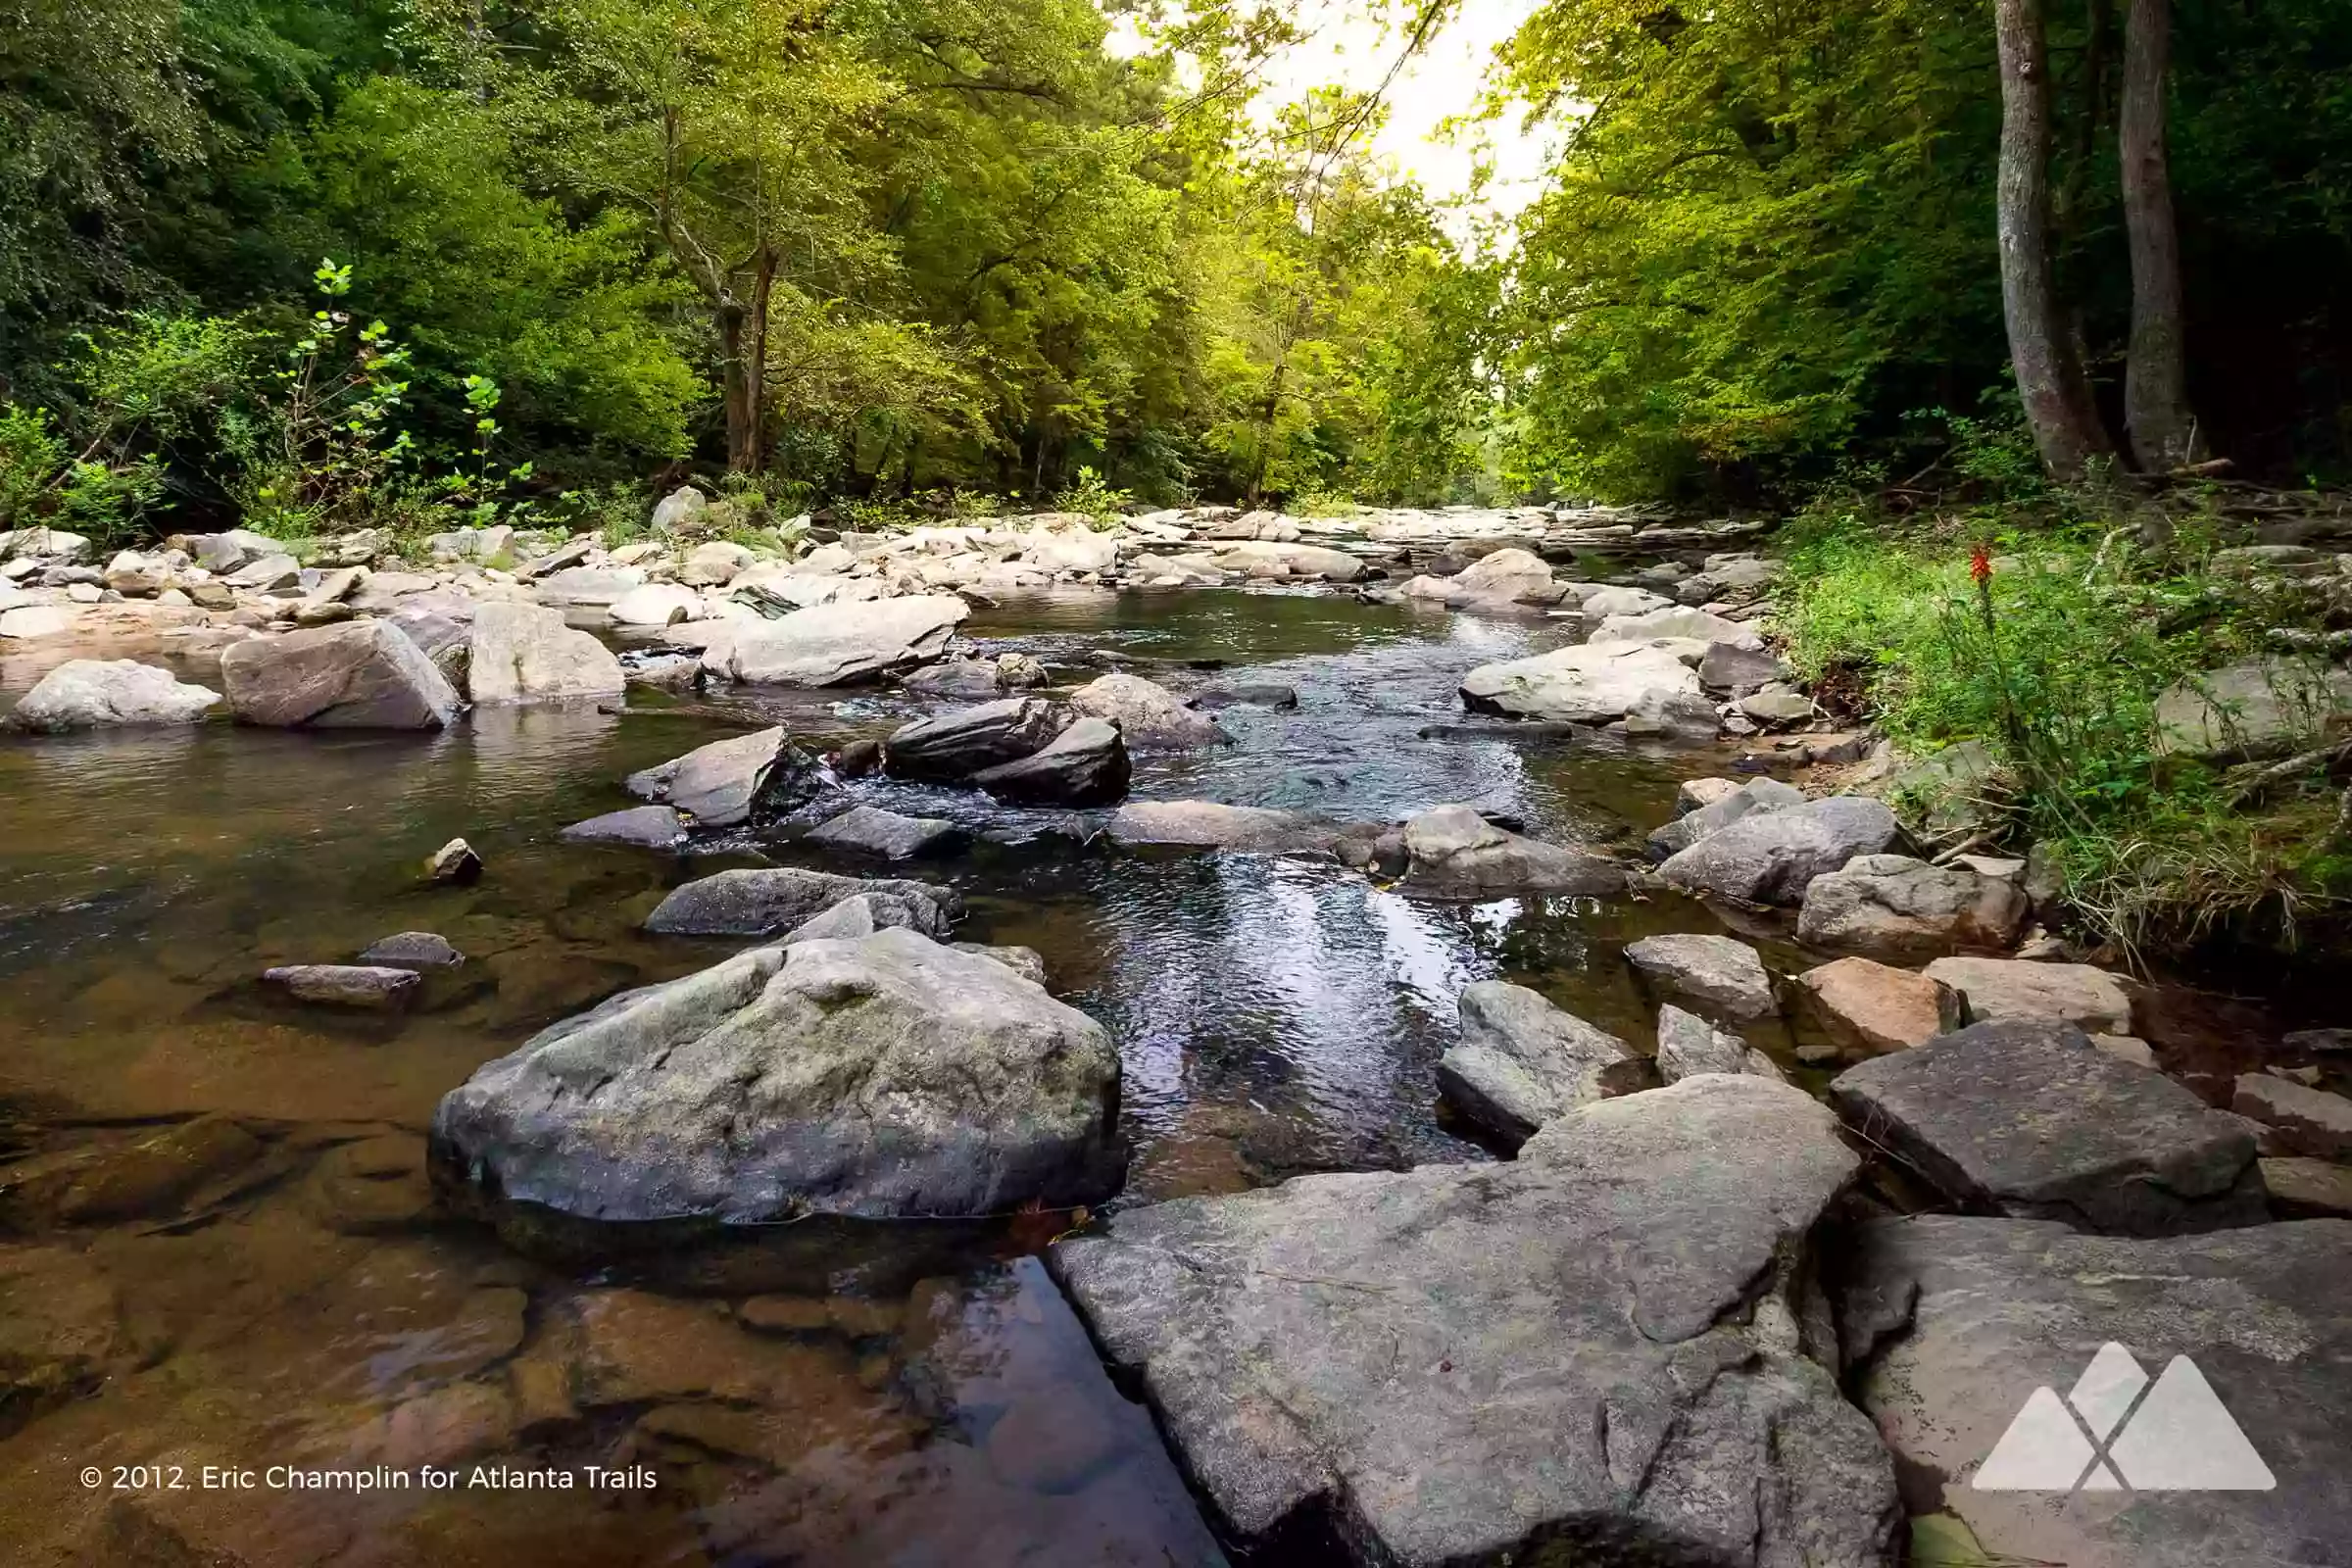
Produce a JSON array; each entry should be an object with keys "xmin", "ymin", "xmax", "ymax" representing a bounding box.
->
[
  {"xmin": 262, "ymin": 964, "xmax": 422, "ymax": 1010},
  {"xmin": 1052, "ymin": 1074, "xmax": 1899, "ymax": 1566},
  {"xmin": 972, "ymin": 716, "xmax": 1131, "ymax": 806},
  {"xmin": 358, "ymin": 932, "xmax": 465, "ymax": 970},
  {"xmin": 1104, "ymin": 799, "xmax": 1333, "ymax": 852},
  {"xmin": 220, "ymin": 620, "xmax": 461, "ymax": 729},
  {"xmin": 1830, "ymin": 1019, "xmax": 2265, "ymax": 1234},
  {"xmin": 1843, "ymin": 1214, "xmax": 2352, "ymax": 1568},
  {"xmin": 623, "ymin": 726, "xmax": 825, "ymax": 828},
  {"xmin": 424, "ymin": 837, "xmax": 483, "ymax": 885},
  {"xmin": 806, "ymin": 805, "xmax": 966, "ymax": 860},
  {"xmin": 560, "ymin": 805, "xmax": 689, "ymax": 850},
  {"xmin": 430, "ymin": 929, "xmax": 1124, "ymax": 1226},
  {"xmin": 1396, "ymin": 804, "xmax": 1624, "ymax": 899},
  {"xmin": 4, "ymin": 659, "xmax": 220, "ymax": 732},
  {"xmin": 1435, "ymin": 981, "xmax": 1640, "ymax": 1144},
  {"xmin": 643, "ymin": 867, "xmax": 957, "ymax": 938}
]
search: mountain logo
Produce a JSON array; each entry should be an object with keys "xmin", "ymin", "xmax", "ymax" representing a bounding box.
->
[{"xmin": 1973, "ymin": 1342, "xmax": 2275, "ymax": 1492}]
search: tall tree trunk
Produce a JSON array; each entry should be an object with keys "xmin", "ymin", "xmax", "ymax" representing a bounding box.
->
[
  {"xmin": 2120, "ymin": 0, "xmax": 2201, "ymax": 469},
  {"xmin": 1994, "ymin": 0, "xmax": 2112, "ymax": 480}
]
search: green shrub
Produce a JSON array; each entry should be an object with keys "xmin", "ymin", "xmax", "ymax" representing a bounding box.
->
[{"xmin": 1053, "ymin": 465, "xmax": 1133, "ymax": 526}]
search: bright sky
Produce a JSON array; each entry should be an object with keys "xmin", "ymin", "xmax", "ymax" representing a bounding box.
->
[{"xmin": 1255, "ymin": 0, "xmax": 1555, "ymax": 228}]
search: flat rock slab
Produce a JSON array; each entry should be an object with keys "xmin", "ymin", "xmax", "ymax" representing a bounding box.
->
[
  {"xmin": 1434, "ymin": 981, "xmax": 1638, "ymax": 1145},
  {"xmin": 1624, "ymin": 932, "xmax": 1777, "ymax": 1023},
  {"xmin": 1921, "ymin": 957, "xmax": 2136, "ymax": 1034},
  {"xmin": 644, "ymin": 867, "xmax": 957, "ymax": 938},
  {"xmin": 1104, "ymin": 800, "xmax": 1336, "ymax": 852},
  {"xmin": 1397, "ymin": 804, "xmax": 1624, "ymax": 899},
  {"xmin": 805, "ymin": 805, "xmax": 966, "ymax": 860},
  {"xmin": 2232, "ymin": 1074, "xmax": 2352, "ymax": 1160},
  {"xmin": 706, "ymin": 595, "xmax": 969, "ymax": 686},
  {"xmin": 971, "ymin": 716, "xmax": 1131, "ymax": 806},
  {"xmin": 1842, "ymin": 1214, "xmax": 2352, "ymax": 1568},
  {"xmin": 1830, "ymin": 1020, "xmax": 2264, "ymax": 1235},
  {"xmin": 561, "ymin": 805, "xmax": 689, "ymax": 850},
  {"xmin": 431, "ymin": 928, "xmax": 1122, "ymax": 1225},
  {"xmin": 1053, "ymin": 1075, "xmax": 1899, "ymax": 1567}
]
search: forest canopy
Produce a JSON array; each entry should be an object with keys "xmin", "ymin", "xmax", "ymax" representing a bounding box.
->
[{"xmin": 3, "ymin": 0, "xmax": 2348, "ymax": 526}]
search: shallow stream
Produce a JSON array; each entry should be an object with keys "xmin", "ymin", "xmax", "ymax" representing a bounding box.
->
[{"xmin": 0, "ymin": 587, "xmax": 2278, "ymax": 1565}]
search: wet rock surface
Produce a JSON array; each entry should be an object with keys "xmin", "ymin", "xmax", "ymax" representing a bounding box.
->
[
  {"xmin": 643, "ymin": 867, "xmax": 957, "ymax": 938},
  {"xmin": 1053, "ymin": 1075, "xmax": 1899, "ymax": 1567},
  {"xmin": 1434, "ymin": 981, "xmax": 1638, "ymax": 1144}
]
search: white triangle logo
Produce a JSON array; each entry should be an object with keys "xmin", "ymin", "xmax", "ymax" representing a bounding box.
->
[{"xmin": 1972, "ymin": 1343, "xmax": 2276, "ymax": 1493}]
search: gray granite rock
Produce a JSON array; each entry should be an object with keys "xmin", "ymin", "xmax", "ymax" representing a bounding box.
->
[
  {"xmin": 1067, "ymin": 671, "xmax": 1227, "ymax": 749},
  {"xmin": 806, "ymin": 805, "xmax": 966, "ymax": 860},
  {"xmin": 1624, "ymin": 933, "xmax": 1778, "ymax": 1024},
  {"xmin": 220, "ymin": 620, "xmax": 461, "ymax": 730},
  {"xmin": 2231, "ymin": 1074, "xmax": 2352, "ymax": 1160},
  {"xmin": 1920, "ymin": 956, "xmax": 2136, "ymax": 1034},
  {"xmin": 1830, "ymin": 1020, "xmax": 2265, "ymax": 1234},
  {"xmin": 1654, "ymin": 1004, "xmax": 1783, "ymax": 1083},
  {"xmin": 1103, "ymin": 800, "xmax": 1333, "ymax": 851},
  {"xmin": 3, "ymin": 659, "xmax": 220, "ymax": 732},
  {"xmin": 262, "ymin": 964, "xmax": 421, "ymax": 1010},
  {"xmin": 1434, "ymin": 981, "xmax": 1640, "ymax": 1145},
  {"xmin": 1658, "ymin": 796, "xmax": 1902, "ymax": 905},
  {"xmin": 1796, "ymin": 854, "xmax": 2031, "ymax": 959},
  {"xmin": 357, "ymin": 932, "xmax": 465, "ymax": 969},
  {"xmin": 1841, "ymin": 1213, "xmax": 2352, "ymax": 1568},
  {"xmin": 561, "ymin": 805, "xmax": 689, "ymax": 850},
  {"xmin": 1052, "ymin": 1075, "xmax": 1900, "ymax": 1566},
  {"xmin": 623, "ymin": 726, "xmax": 827, "ymax": 828},
  {"xmin": 884, "ymin": 697, "xmax": 1055, "ymax": 781},
  {"xmin": 431, "ymin": 929, "xmax": 1122, "ymax": 1224},
  {"xmin": 643, "ymin": 867, "xmax": 957, "ymax": 938},
  {"xmin": 972, "ymin": 716, "xmax": 1131, "ymax": 806},
  {"xmin": 1397, "ymin": 804, "xmax": 1625, "ymax": 899}
]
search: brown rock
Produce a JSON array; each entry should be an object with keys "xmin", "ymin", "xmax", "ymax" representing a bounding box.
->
[
  {"xmin": 2261, "ymin": 1156, "xmax": 2352, "ymax": 1216},
  {"xmin": 1794, "ymin": 956, "xmax": 1962, "ymax": 1057}
]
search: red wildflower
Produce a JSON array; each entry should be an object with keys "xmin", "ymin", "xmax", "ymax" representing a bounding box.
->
[{"xmin": 1969, "ymin": 543, "xmax": 1994, "ymax": 585}]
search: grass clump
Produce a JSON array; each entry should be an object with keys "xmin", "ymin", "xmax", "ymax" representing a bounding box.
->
[{"xmin": 1775, "ymin": 500, "xmax": 2352, "ymax": 959}]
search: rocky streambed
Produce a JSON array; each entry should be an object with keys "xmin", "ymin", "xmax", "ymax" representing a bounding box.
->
[{"xmin": 3, "ymin": 524, "xmax": 2350, "ymax": 1567}]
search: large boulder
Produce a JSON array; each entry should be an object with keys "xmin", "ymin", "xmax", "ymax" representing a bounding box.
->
[
  {"xmin": 1458, "ymin": 641, "xmax": 1703, "ymax": 724},
  {"xmin": 466, "ymin": 602, "xmax": 626, "ymax": 703},
  {"xmin": 1067, "ymin": 672, "xmax": 1226, "ymax": 749},
  {"xmin": 1434, "ymin": 981, "xmax": 1639, "ymax": 1145},
  {"xmin": 623, "ymin": 726, "xmax": 825, "ymax": 828},
  {"xmin": 1018, "ymin": 527, "xmax": 1119, "ymax": 574},
  {"xmin": 2153, "ymin": 656, "xmax": 2352, "ymax": 761},
  {"xmin": 1657, "ymin": 796, "xmax": 1902, "ymax": 906},
  {"xmin": 1920, "ymin": 956, "xmax": 2136, "ymax": 1034},
  {"xmin": 1402, "ymin": 548, "xmax": 1555, "ymax": 606},
  {"xmin": 608, "ymin": 583, "xmax": 704, "ymax": 627},
  {"xmin": 1052, "ymin": 1075, "xmax": 1900, "ymax": 1566},
  {"xmin": 220, "ymin": 620, "xmax": 461, "ymax": 729},
  {"xmin": 883, "ymin": 697, "xmax": 1055, "ymax": 781},
  {"xmin": 1397, "ymin": 804, "xmax": 1625, "ymax": 899},
  {"xmin": 4, "ymin": 659, "xmax": 219, "ymax": 732},
  {"xmin": 643, "ymin": 867, "xmax": 957, "ymax": 938},
  {"xmin": 430, "ymin": 929, "xmax": 1123, "ymax": 1224},
  {"xmin": 1829, "ymin": 1019, "xmax": 2265, "ymax": 1234},
  {"xmin": 1842, "ymin": 1214, "xmax": 2352, "ymax": 1568},
  {"xmin": 972, "ymin": 716, "xmax": 1131, "ymax": 806},
  {"xmin": 1623, "ymin": 933, "xmax": 1777, "ymax": 1024},
  {"xmin": 1795, "ymin": 853, "xmax": 2030, "ymax": 959},
  {"xmin": 706, "ymin": 596, "xmax": 969, "ymax": 686}
]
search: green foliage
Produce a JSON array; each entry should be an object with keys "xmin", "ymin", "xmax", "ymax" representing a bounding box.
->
[
  {"xmin": 1778, "ymin": 504, "xmax": 2349, "ymax": 954},
  {"xmin": 1053, "ymin": 466, "xmax": 1133, "ymax": 525}
]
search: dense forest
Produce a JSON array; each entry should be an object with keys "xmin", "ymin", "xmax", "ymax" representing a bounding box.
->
[{"xmin": 3, "ymin": 0, "xmax": 2350, "ymax": 534}]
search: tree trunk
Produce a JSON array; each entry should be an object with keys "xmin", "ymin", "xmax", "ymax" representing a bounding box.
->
[
  {"xmin": 1993, "ymin": 0, "xmax": 2112, "ymax": 480},
  {"xmin": 717, "ymin": 293, "xmax": 760, "ymax": 474},
  {"xmin": 2120, "ymin": 0, "xmax": 2201, "ymax": 470}
]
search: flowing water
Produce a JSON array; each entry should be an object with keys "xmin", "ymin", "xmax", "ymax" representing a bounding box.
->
[{"xmin": 0, "ymin": 586, "xmax": 2246, "ymax": 1565}]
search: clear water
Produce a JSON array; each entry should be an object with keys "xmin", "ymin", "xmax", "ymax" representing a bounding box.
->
[{"xmin": 0, "ymin": 589, "xmax": 1884, "ymax": 1564}]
